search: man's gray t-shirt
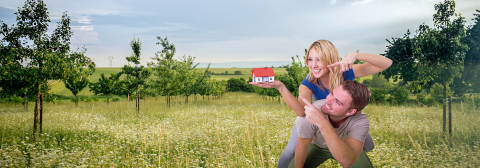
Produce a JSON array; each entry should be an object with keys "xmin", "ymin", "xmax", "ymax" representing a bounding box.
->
[{"xmin": 296, "ymin": 99, "xmax": 369, "ymax": 149}]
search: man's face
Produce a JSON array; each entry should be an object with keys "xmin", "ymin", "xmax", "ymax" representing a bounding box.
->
[{"xmin": 320, "ymin": 86, "xmax": 354, "ymax": 117}]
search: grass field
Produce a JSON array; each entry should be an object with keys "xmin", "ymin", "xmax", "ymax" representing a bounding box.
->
[{"xmin": 1, "ymin": 92, "xmax": 479, "ymax": 167}]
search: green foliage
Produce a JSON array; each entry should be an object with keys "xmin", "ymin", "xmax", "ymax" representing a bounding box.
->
[
  {"xmin": 284, "ymin": 54, "xmax": 309, "ymax": 98},
  {"xmin": 112, "ymin": 97, "xmax": 120, "ymax": 102},
  {"xmin": 62, "ymin": 48, "xmax": 96, "ymax": 106},
  {"xmin": 84, "ymin": 96, "xmax": 93, "ymax": 102},
  {"xmin": 149, "ymin": 36, "xmax": 183, "ymax": 106},
  {"xmin": 121, "ymin": 37, "xmax": 152, "ymax": 98},
  {"xmin": 370, "ymin": 88, "xmax": 387, "ymax": 103},
  {"xmin": 430, "ymin": 83, "xmax": 453, "ymax": 103},
  {"xmin": 0, "ymin": 0, "xmax": 96, "ymax": 134},
  {"xmin": 386, "ymin": 86, "xmax": 409, "ymax": 105},
  {"xmin": 89, "ymin": 72, "xmax": 122, "ymax": 104},
  {"xmin": 226, "ymin": 78, "xmax": 248, "ymax": 92},
  {"xmin": 383, "ymin": 0, "xmax": 468, "ymax": 95},
  {"xmin": 451, "ymin": 10, "xmax": 480, "ymax": 95},
  {"xmin": 371, "ymin": 74, "xmax": 390, "ymax": 89},
  {"xmin": 416, "ymin": 90, "xmax": 437, "ymax": 106},
  {"xmin": 234, "ymin": 71, "xmax": 241, "ymax": 75},
  {"xmin": 4, "ymin": 95, "xmax": 24, "ymax": 104}
]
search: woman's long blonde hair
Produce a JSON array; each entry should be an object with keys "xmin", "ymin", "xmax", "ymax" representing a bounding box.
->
[{"xmin": 304, "ymin": 40, "xmax": 343, "ymax": 92}]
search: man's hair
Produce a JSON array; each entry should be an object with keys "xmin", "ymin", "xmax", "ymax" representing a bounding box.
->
[{"xmin": 340, "ymin": 80, "xmax": 370, "ymax": 112}]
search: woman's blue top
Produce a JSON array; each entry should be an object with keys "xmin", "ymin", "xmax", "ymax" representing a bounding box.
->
[{"xmin": 300, "ymin": 69, "xmax": 355, "ymax": 101}]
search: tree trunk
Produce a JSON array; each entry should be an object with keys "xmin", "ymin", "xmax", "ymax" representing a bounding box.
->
[
  {"xmin": 137, "ymin": 94, "xmax": 140, "ymax": 113},
  {"xmin": 185, "ymin": 93, "xmax": 188, "ymax": 104},
  {"xmin": 24, "ymin": 94, "xmax": 27, "ymax": 110},
  {"xmin": 107, "ymin": 93, "xmax": 110, "ymax": 105},
  {"xmin": 442, "ymin": 83, "xmax": 447, "ymax": 134},
  {"xmin": 40, "ymin": 94, "xmax": 43, "ymax": 134},
  {"xmin": 33, "ymin": 82, "xmax": 41, "ymax": 139},
  {"xmin": 168, "ymin": 94, "xmax": 171, "ymax": 108},
  {"xmin": 75, "ymin": 95, "xmax": 78, "ymax": 107},
  {"xmin": 128, "ymin": 94, "xmax": 130, "ymax": 103},
  {"xmin": 136, "ymin": 85, "xmax": 139, "ymax": 110},
  {"xmin": 448, "ymin": 96, "xmax": 452, "ymax": 138}
]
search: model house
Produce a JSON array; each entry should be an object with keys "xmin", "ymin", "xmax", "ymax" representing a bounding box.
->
[{"xmin": 252, "ymin": 67, "xmax": 275, "ymax": 83}]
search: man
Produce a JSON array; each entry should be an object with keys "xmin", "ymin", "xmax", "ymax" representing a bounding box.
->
[{"xmin": 289, "ymin": 80, "xmax": 372, "ymax": 168}]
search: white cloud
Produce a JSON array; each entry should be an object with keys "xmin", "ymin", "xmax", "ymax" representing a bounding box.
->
[
  {"xmin": 330, "ymin": 0, "xmax": 337, "ymax": 5},
  {"xmin": 351, "ymin": 0, "xmax": 375, "ymax": 5},
  {"xmin": 71, "ymin": 26, "xmax": 99, "ymax": 44},
  {"xmin": 72, "ymin": 15, "xmax": 91, "ymax": 24}
]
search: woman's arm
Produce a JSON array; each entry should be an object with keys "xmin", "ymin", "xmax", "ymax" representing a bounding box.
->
[
  {"xmin": 249, "ymin": 81, "xmax": 313, "ymax": 117},
  {"xmin": 328, "ymin": 52, "xmax": 392, "ymax": 78}
]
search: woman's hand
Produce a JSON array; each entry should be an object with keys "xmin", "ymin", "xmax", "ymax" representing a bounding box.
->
[
  {"xmin": 327, "ymin": 52, "xmax": 357, "ymax": 73},
  {"xmin": 249, "ymin": 80, "xmax": 283, "ymax": 89}
]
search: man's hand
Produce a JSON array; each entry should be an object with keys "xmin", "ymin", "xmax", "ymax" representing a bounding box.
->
[{"xmin": 299, "ymin": 96, "xmax": 327, "ymax": 128}]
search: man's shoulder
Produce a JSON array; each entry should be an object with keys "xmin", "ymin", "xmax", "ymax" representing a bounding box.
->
[{"xmin": 347, "ymin": 112, "xmax": 370, "ymax": 126}]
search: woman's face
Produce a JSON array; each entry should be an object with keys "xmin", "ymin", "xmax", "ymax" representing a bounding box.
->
[{"xmin": 307, "ymin": 48, "xmax": 328, "ymax": 79}]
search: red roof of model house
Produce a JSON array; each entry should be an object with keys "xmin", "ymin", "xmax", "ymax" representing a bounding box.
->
[{"xmin": 252, "ymin": 67, "xmax": 275, "ymax": 77}]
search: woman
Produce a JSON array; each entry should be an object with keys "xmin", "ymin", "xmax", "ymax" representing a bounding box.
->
[{"xmin": 249, "ymin": 40, "xmax": 392, "ymax": 168}]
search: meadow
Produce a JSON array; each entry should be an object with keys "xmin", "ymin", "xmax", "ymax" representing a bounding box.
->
[{"xmin": 1, "ymin": 92, "xmax": 479, "ymax": 167}]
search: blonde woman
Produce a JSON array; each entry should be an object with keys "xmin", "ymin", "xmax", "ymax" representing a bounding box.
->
[{"xmin": 250, "ymin": 40, "xmax": 392, "ymax": 168}]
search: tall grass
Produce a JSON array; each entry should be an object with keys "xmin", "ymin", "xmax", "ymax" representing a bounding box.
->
[{"xmin": 0, "ymin": 92, "xmax": 479, "ymax": 167}]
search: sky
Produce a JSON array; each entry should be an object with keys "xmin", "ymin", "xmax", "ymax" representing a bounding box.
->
[{"xmin": 0, "ymin": 0, "xmax": 479, "ymax": 68}]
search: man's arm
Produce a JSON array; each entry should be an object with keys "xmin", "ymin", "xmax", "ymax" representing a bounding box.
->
[
  {"xmin": 319, "ymin": 125, "xmax": 364, "ymax": 167},
  {"xmin": 294, "ymin": 137, "xmax": 312, "ymax": 168},
  {"xmin": 300, "ymin": 97, "xmax": 365, "ymax": 168}
]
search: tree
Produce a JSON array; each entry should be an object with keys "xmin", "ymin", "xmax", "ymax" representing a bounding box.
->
[
  {"xmin": 451, "ymin": 9, "xmax": 480, "ymax": 96},
  {"xmin": 285, "ymin": 52, "xmax": 309, "ymax": 98},
  {"xmin": 227, "ymin": 77, "xmax": 247, "ymax": 92},
  {"xmin": 178, "ymin": 55, "xmax": 204, "ymax": 104},
  {"xmin": 197, "ymin": 78, "xmax": 212, "ymax": 101},
  {"xmin": 0, "ymin": 0, "xmax": 93, "ymax": 137},
  {"xmin": 89, "ymin": 72, "xmax": 122, "ymax": 105},
  {"xmin": 114, "ymin": 75, "xmax": 136, "ymax": 101},
  {"xmin": 122, "ymin": 37, "xmax": 152, "ymax": 112},
  {"xmin": 62, "ymin": 48, "xmax": 96, "ymax": 107},
  {"xmin": 149, "ymin": 36, "xmax": 182, "ymax": 107},
  {"xmin": 383, "ymin": 0, "xmax": 468, "ymax": 134}
]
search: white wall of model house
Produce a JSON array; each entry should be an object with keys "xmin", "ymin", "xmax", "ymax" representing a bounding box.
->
[{"xmin": 252, "ymin": 73, "xmax": 274, "ymax": 83}]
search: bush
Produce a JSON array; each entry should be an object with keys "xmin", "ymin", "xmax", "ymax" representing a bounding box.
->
[
  {"xmin": 70, "ymin": 97, "xmax": 76, "ymax": 102},
  {"xmin": 416, "ymin": 90, "xmax": 428, "ymax": 103},
  {"xmin": 416, "ymin": 90, "xmax": 436, "ymax": 106},
  {"xmin": 84, "ymin": 96, "xmax": 93, "ymax": 102},
  {"xmin": 362, "ymin": 79, "xmax": 371, "ymax": 87},
  {"xmin": 430, "ymin": 83, "xmax": 453, "ymax": 103},
  {"xmin": 387, "ymin": 86, "xmax": 409, "ymax": 105},
  {"xmin": 112, "ymin": 97, "xmax": 120, "ymax": 102},
  {"xmin": 79, "ymin": 95, "xmax": 86, "ymax": 102},
  {"xmin": 370, "ymin": 88, "xmax": 387, "ymax": 103},
  {"xmin": 234, "ymin": 71, "xmax": 242, "ymax": 75},
  {"xmin": 5, "ymin": 95, "xmax": 24, "ymax": 104},
  {"xmin": 92, "ymin": 96, "xmax": 99, "ymax": 102}
]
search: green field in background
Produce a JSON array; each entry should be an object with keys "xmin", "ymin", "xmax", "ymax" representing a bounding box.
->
[{"xmin": 49, "ymin": 67, "xmax": 288, "ymax": 97}]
